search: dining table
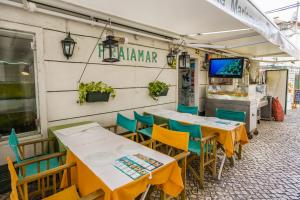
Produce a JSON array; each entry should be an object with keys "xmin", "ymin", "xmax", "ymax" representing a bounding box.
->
[
  {"xmin": 144, "ymin": 109, "xmax": 249, "ymax": 180},
  {"xmin": 52, "ymin": 122, "xmax": 184, "ymax": 200}
]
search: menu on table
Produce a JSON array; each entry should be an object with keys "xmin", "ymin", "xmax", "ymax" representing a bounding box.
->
[{"xmin": 113, "ymin": 154, "xmax": 163, "ymax": 180}]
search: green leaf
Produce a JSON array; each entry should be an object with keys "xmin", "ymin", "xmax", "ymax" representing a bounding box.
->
[{"xmin": 77, "ymin": 81, "xmax": 116, "ymax": 104}]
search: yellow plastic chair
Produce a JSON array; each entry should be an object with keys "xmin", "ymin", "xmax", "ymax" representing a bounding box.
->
[
  {"xmin": 148, "ymin": 125, "xmax": 190, "ymax": 200},
  {"xmin": 7, "ymin": 157, "xmax": 104, "ymax": 200}
]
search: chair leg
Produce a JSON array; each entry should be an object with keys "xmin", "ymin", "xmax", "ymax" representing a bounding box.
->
[
  {"xmin": 212, "ymin": 155, "xmax": 217, "ymax": 178},
  {"xmin": 218, "ymin": 153, "xmax": 226, "ymax": 180},
  {"xmin": 180, "ymin": 159, "xmax": 187, "ymax": 200},
  {"xmin": 199, "ymin": 152, "xmax": 205, "ymax": 188}
]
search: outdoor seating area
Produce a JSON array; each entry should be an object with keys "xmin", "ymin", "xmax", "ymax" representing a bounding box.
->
[
  {"xmin": 0, "ymin": 0, "xmax": 300, "ymax": 200},
  {"xmin": 5, "ymin": 106, "xmax": 249, "ymax": 200}
]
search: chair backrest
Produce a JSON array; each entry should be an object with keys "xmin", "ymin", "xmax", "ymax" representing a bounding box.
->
[
  {"xmin": 216, "ymin": 108, "xmax": 246, "ymax": 122},
  {"xmin": 134, "ymin": 111, "xmax": 154, "ymax": 127},
  {"xmin": 7, "ymin": 157, "xmax": 19, "ymax": 200},
  {"xmin": 152, "ymin": 125, "xmax": 189, "ymax": 151},
  {"xmin": 168, "ymin": 119, "xmax": 202, "ymax": 139},
  {"xmin": 177, "ymin": 104, "xmax": 198, "ymax": 115},
  {"xmin": 117, "ymin": 113, "xmax": 137, "ymax": 132},
  {"xmin": 8, "ymin": 129, "xmax": 21, "ymax": 163}
]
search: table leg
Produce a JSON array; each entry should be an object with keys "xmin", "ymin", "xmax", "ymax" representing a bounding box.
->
[
  {"xmin": 140, "ymin": 185, "xmax": 151, "ymax": 200},
  {"xmin": 218, "ymin": 152, "xmax": 226, "ymax": 180},
  {"xmin": 238, "ymin": 143, "xmax": 242, "ymax": 160}
]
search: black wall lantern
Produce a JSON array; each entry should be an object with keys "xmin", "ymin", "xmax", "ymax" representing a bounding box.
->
[
  {"xmin": 61, "ymin": 32, "xmax": 76, "ymax": 59},
  {"xmin": 178, "ymin": 52, "xmax": 190, "ymax": 68},
  {"xmin": 167, "ymin": 49, "xmax": 177, "ymax": 68},
  {"xmin": 102, "ymin": 35, "xmax": 120, "ymax": 63}
]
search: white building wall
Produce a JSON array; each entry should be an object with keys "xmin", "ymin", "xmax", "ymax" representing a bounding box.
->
[{"xmin": 0, "ymin": 4, "xmax": 208, "ymax": 164}]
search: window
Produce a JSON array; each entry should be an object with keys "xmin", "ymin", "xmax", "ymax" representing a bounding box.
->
[{"xmin": 0, "ymin": 29, "xmax": 39, "ymax": 138}]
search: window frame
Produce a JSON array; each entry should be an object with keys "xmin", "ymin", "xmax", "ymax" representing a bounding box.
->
[{"xmin": 0, "ymin": 21, "xmax": 47, "ymax": 142}]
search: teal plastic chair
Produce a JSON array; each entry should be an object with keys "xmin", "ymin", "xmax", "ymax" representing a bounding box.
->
[
  {"xmin": 8, "ymin": 129, "xmax": 59, "ymax": 178},
  {"xmin": 168, "ymin": 119, "xmax": 217, "ymax": 187},
  {"xmin": 8, "ymin": 128, "xmax": 21, "ymax": 163},
  {"xmin": 104, "ymin": 113, "xmax": 137, "ymax": 141},
  {"xmin": 134, "ymin": 111, "xmax": 154, "ymax": 140},
  {"xmin": 168, "ymin": 119, "xmax": 205, "ymax": 155},
  {"xmin": 177, "ymin": 104, "xmax": 198, "ymax": 115},
  {"xmin": 117, "ymin": 113, "xmax": 137, "ymax": 132},
  {"xmin": 215, "ymin": 108, "xmax": 246, "ymax": 122}
]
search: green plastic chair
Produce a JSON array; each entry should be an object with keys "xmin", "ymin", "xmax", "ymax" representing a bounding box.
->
[
  {"xmin": 8, "ymin": 129, "xmax": 59, "ymax": 178},
  {"xmin": 169, "ymin": 119, "xmax": 205, "ymax": 155},
  {"xmin": 8, "ymin": 128, "xmax": 21, "ymax": 163},
  {"xmin": 134, "ymin": 111, "xmax": 154, "ymax": 139},
  {"xmin": 215, "ymin": 108, "xmax": 246, "ymax": 123},
  {"xmin": 168, "ymin": 119, "xmax": 217, "ymax": 187},
  {"xmin": 117, "ymin": 113, "xmax": 137, "ymax": 132},
  {"xmin": 177, "ymin": 104, "xmax": 198, "ymax": 115},
  {"xmin": 103, "ymin": 113, "xmax": 138, "ymax": 141}
]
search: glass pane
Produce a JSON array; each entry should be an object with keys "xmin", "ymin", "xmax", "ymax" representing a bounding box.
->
[{"xmin": 0, "ymin": 30, "xmax": 38, "ymax": 137}]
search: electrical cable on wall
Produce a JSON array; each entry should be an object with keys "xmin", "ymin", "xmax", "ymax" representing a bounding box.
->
[
  {"xmin": 78, "ymin": 20, "xmax": 110, "ymax": 84},
  {"xmin": 153, "ymin": 40, "xmax": 185, "ymax": 82}
]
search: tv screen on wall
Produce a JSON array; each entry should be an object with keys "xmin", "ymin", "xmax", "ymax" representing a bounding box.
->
[{"xmin": 209, "ymin": 58, "xmax": 244, "ymax": 78}]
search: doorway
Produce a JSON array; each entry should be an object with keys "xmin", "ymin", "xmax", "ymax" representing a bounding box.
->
[
  {"xmin": 178, "ymin": 58, "xmax": 198, "ymax": 107},
  {"xmin": 266, "ymin": 69, "xmax": 288, "ymax": 114}
]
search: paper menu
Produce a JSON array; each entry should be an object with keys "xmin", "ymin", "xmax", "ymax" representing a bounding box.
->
[{"xmin": 113, "ymin": 154, "xmax": 163, "ymax": 180}]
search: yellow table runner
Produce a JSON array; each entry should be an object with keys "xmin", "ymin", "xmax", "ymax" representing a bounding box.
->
[
  {"xmin": 62, "ymin": 150, "xmax": 184, "ymax": 200},
  {"xmin": 202, "ymin": 124, "xmax": 248, "ymax": 157}
]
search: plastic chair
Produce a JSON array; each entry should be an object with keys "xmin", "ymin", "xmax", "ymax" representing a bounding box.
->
[
  {"xmin": 7, "ymin": 156, "xmax": 104, "ymax": 200},
  {"xmin": 177, "ymin": 104, "xmax": 198, "ymax": 115},
  {"xmin": 105, "ymin": 113, "xmax": 137, "ymax": 141},
  {"xmin": 134, "ymin": 111, "xmax": 169, "ymax": 142},
  {"xmin": 149, "ymin": 125, "xmax": 190, "ymax": 199},
  {"xmin": 168, "ymin": 120, "xmax": 217, "ymax": 188},
  {"xmin": 215, "ymin": 108, "xmax": 246, "ymax": 122},
  {"xmin": 134, "ymin": 111, "xmax": 154, "ymax": 139},
  {"xmin": 8, "ymin": 129, "xmax": 60, "ymax": 178}
]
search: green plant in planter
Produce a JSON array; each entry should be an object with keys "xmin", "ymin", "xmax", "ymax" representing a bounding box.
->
[
  {"xmin": 148, "ymin": 81, "xmax": 170, "ymax": 100},
  {"xmin": 77, "ymin": 81, "xmax": 116, "ymax": 104}
]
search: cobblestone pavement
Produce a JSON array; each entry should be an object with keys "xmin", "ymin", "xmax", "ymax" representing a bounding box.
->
[
  {"xmin": 1, "ymin": 110, "xmax": 300, "ymax": 200},
  {"xmin": 150, "ymin": 110, "xmax": 300, "ymax": 200}
]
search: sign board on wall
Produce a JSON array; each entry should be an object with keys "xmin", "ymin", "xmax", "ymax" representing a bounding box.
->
[
  {"xmin": 208, "ymin": 0, "xmax": 300, "ymax": 59},
  {"xmin": 98, "ymin": 44, "xmax": 159, "ymax": 64}
]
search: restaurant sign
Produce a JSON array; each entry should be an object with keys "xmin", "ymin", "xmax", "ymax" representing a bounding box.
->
[
  {"xmin": 98, "ymin": 44, "xmax": 158, "ymax": 63},
  {"xmin": 207, "ymin": 0, "xmax": 300, "ymax": 59}
]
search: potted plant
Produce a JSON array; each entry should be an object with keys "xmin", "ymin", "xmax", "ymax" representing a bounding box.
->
[
  {"xmin": 148, "ymin": 81, "xmax": 170, "ymax": 100},
  {"xmin": 77, "ymin": 81, "xmax": 116, "ymax": 104}
]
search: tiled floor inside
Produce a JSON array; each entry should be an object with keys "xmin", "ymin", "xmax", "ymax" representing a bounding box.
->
[{"xmin": 2, "ymin": 109, "xmax": 300, "ymax": 200}]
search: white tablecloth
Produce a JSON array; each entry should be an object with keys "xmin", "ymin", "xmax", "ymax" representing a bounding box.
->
[
  {"xmin": 145, "ymin": 109, "xmax": 242, "ymax": 131},
  {"xmin": 54, "ymin": 122, "xmax": 174, "ymax": 191}
]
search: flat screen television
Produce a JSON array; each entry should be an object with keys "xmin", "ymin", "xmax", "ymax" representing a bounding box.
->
[{"xmin": 209, "ymin": 57, "xmax": 244, "ymax": 78}]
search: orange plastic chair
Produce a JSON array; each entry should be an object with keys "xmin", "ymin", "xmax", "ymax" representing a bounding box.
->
[
  {"xmin": 7, "ymin": 157, "xmax": 104, "ymax": 200},
  {"xmin": 150, "ymin": 125, "xmax": 190, "ymax": 199}
]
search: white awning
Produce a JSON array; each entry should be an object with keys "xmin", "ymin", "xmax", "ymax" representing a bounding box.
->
[{"xmin": 32, "ymin": 0, "xmax": 300, "ymax": 59}]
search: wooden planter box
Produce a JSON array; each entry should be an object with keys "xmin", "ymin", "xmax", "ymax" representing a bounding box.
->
[
  {"xmin": 157, "ymin": 88, "xmax": 169, "ymax": 97},
  {"xmin": 86, "ymin": 92, "xmax": 110, "ymax": 102}
]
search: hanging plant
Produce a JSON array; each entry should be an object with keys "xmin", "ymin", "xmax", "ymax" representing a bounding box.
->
[
  {"xmin": 77, "ymin": 81, "xmax": 116, "ymax": 104},
  {"xmin": 148, "ymin": 81, "xmax": 170, "ymax": 100}
]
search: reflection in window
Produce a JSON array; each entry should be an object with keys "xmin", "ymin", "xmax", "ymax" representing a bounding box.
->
[{"xmin": 0, "ymin": 30, "xmax": 38, "ymax": 137}]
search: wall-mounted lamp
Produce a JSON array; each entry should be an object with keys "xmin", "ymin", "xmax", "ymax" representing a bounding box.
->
[
  {"xmin": 178, "ymin": 52, "xmax": 190, "ymax": 68},
  {"xmin": 167, "ymin": 49, "xmax": 177, "ymax": 68},
  {"xmin": 102, "ymin": 35, "xmax": 120, "ymax": 63},
  {"xmin": 61, "ymin": 32, "xmax": 76, "ymax": 59},
  {"xmin": 21, "ymin": 65, "xmax": 30, "ymax": 76}
]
